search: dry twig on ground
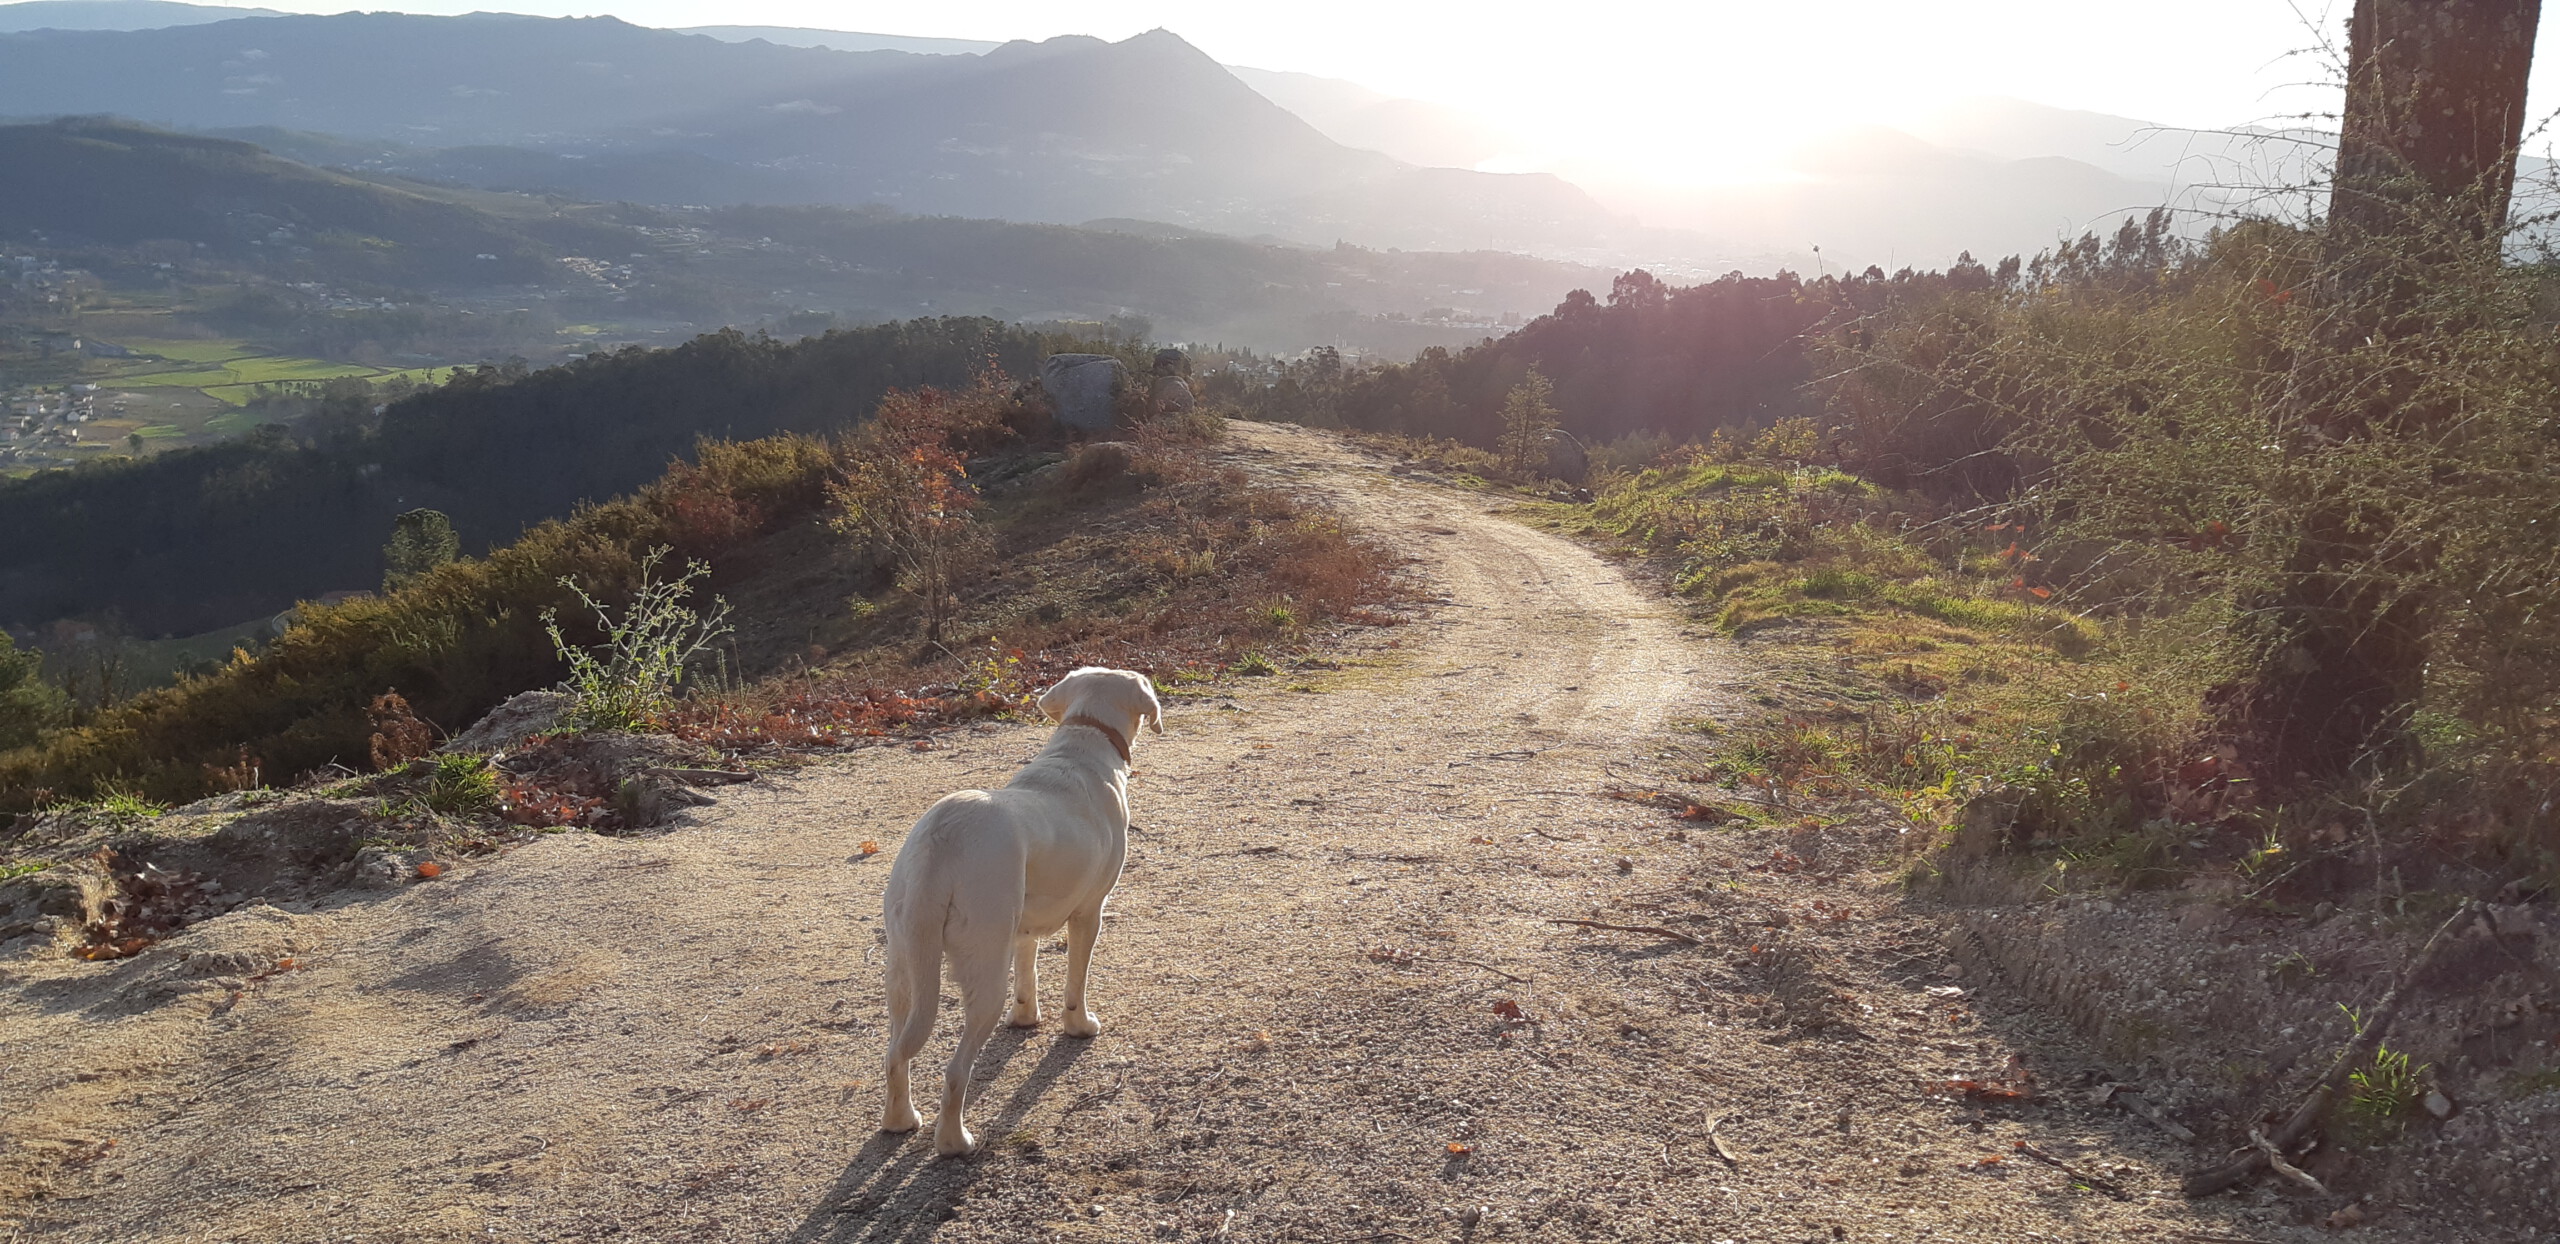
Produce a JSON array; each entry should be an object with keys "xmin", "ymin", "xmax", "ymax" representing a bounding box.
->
[
  {"xmin": 1546, "ymin": 918, "xmax": 1702, "ymax": 946},
  {"xmin": 2182, "ymin": 900, "xmax": 2477, "ymax": 1197}
]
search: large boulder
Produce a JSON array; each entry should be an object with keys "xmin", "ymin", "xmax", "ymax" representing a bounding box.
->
[
  {"xmin": 1041, "ymin": 354, "xmax": 1128, "ymax": 432},
  {"xmin": 1543, "ymin": 432, "xmax": 1590, "ymax": 485},
  {"xmin": 1147, "ymin": 349, "xmax": 1194, "ymax": 418},
  {"xmin": 1148, "ymin": 374, "xmax": 1195, "ymax": 417},
  {"xmin": 444, "ymin": 690, "xmax": 570, "ymax": 754}
]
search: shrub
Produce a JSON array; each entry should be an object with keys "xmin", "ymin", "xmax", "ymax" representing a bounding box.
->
[
  {"xmin": 0, "ymin": 430, "xmax": 836, "ymax": 813},
  {"xmin": 544, "ymin": 547, "xmax": 734, "ymax": 732},
  {"xmin": 0, "ymin": 631, "xmax": 66, "ymax": 752},
  {"xmin": 1825, "ymin": 209, "xmax": 2560, "ymax": 878},
  {"xmin": 382, "ymin": 508, "xmax": 460, "ymax": 591},
  {"xmin": 829, "ymin": 380, "xmax": 1011, "ymax": 643},
  {"xmin": 1060, "ymin": 442, "xmax": 1135, "ymax": 492},
  {"xmin": 367, "ymin": 690, "xmax": 437, "ymax": 771}
]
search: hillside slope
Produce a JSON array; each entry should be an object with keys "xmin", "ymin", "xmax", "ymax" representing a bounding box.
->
[
  {"xmin": 3, "ymin": 117, "xmax": 1598, "ymax": 350},
  {"xmin": 0, "ymin": 118, "xmax": 592, "ymax": 285},
  {"xmin": 0, "ymin": 319, "xmax": 1043, "ymax": 634}
]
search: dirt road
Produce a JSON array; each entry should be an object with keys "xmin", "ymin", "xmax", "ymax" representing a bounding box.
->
[{"xmin": 5, "ymin": 424, "xmax": 2345, "ymax": 1242}]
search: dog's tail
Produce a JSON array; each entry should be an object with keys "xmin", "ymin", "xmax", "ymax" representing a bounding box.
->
[{"xmin": 881, "ymin": 884, "xmax": 945, "ymax": 1071}]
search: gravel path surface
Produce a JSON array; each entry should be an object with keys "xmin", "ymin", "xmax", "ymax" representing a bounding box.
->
[{"xmin": 3, "ymin": 423, "xmax": 2388, "ymax": 1243}]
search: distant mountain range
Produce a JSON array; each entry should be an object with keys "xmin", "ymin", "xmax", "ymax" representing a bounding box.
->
[
  {"xmin": 0, "ymin": 117, "xmax": 1601, "ymax": 351},
  {"xmin": 0, "ymin": 11, "xmax": 1612, "ymax": 255},
  {"xmin": 670, "ymin": 25, "xmax": 998, "ymax": 57},
  {"xmin": 0, "ymin": 1, "xmax": 2373, "ymax": 273},
  {"xmin": 0, "ymin": 0, "xmax": 270, "ymax": 32}
]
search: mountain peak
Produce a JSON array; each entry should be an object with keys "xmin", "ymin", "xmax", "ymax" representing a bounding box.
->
[{"xmin": 984, "ymin": 32, "xmax": 1108, "ymax": 63}]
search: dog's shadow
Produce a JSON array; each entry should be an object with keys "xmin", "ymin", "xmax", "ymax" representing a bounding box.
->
[{"xmin": 782, "ymin": 1026, "xmax": 1097, "ymax": 1243}]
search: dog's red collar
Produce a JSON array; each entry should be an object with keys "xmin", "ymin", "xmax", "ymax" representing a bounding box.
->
[{"xmin": 1061, "ymin": 713, "xmax": 1132, "ymax": 764}]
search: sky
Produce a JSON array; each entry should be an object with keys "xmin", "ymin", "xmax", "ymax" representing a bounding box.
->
[{"xmin": 209, "ymin": 1, "xmax": 2560, "ymax": 184}]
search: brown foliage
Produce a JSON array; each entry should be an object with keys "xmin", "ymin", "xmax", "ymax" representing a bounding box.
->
[{"xmin": 367, "ymin": 691, "xmax": 436, "ymax": 772}]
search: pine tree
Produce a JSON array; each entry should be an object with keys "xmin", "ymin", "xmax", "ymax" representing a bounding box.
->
[
  {"xmin": 1497, "ymin": 370, "xmax": 1559, "ymax": 480},
  {"xmin": 383, "ymin": 508, "xmax": 461, "ymax": 590}
]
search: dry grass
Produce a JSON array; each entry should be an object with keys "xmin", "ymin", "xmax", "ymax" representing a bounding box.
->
[
  {"xmin": 1526, "ymin": 444, "xmax": 2229, "ymax": 882},
  {"xmin": 663, "ymin": 431, "xmax": 1410, "ymax": 754}
]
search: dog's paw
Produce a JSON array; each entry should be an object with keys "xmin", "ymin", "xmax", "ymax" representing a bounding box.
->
[
  {"xmin": 1006, "ymin": 1003, "xmax": 1042, "ymax": 1029},
  {"xmin": 933, "ymin": 1123, "xmax": 979, "ymax": 1157},
  {"xmin": 1061, "ymin": 1011, "xmax": 1101, "ymax": 1038},
  {"xmin": 881, "ymin": 1101, "xmax": 922, "ymax": 1134}
]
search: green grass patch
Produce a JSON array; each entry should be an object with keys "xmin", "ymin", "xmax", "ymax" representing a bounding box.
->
[
  {"xmin": 421, "ymin": 753, "xmax": 500, "ymax": 816},
  {"xmin": 1549, "ymin": 437, "xmax": 2213, "ymax": 867},
  {"xmin": 132, "ymin": 424, "xmax": 187, "ymax": 439},
  {"xmin": 203, "ymin": 410, "xmax": 274, "ymax": 436},
  {"xmin": 111, "ymin": 337, "xmax": 257, "ymax": 364}
]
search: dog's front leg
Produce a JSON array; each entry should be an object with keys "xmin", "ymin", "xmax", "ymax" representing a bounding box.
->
[
  {"xmin": 1058, "ymin": 904, "xmax": 1104, "ymax": 1038},
  {"xmin": 1007, "ymin": 933, "xmax": 1042, "ymax": 1028}
]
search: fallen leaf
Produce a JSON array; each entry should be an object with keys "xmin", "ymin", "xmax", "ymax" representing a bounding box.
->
[
  {"xmin": 858, "ymin": 841, "xmax": 882, "ymax": 856},
  {"xmin": 415, "ymin": 861, "xmax": 444, "ymax": 879}
]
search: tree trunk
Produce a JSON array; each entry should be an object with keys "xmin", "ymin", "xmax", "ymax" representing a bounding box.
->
[
  {"xmin": 2236, "ymin": 0, "xmax": 2537, "ymax": 783},
  {"xmin": 2330, "ymin": 0, "xmax": 2539, "ymax": 247}
]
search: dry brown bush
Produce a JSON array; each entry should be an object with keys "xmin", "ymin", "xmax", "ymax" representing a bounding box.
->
[{"xmin": 366, "ymin": 691, "xmax": 436, "ymax": 772}]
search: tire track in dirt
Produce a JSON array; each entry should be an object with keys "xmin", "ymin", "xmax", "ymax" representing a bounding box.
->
[{"xmin": 3, "ymin": 423, "xmax": 2368, "ymax": 1243}]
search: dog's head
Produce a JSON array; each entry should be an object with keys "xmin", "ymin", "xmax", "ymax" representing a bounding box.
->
[{"xmin": 1036, "ymin": 666, "xmax": 1163, "ymax": 742}]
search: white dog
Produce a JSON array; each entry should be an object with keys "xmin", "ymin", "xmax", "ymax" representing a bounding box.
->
[{"xmin": 878, "ymin": 666, "xmax": 1163, "ymax": 1155}]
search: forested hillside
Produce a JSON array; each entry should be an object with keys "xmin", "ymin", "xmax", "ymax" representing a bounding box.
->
[
  {"xmin": 0, "ymin": 119, "xmax": 609, "ymax": 286},
  {"xmin": 1212, "ymin": 262, "xmax": 2009, "ymax": 455},
  {"xmin": 0, "ymin": 318, "xmax": 1041, "ymax": 633},
  {"xmin": 1321, "ymin": 269, "xmax": 1832, "ymax": 446}
]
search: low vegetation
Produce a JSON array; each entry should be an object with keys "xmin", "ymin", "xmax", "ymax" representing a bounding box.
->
[
  {"xmin": 1530, "ymin": 421, "xmax": 2201, "ymax": 862},
  {"xmin": 0, "ymin": 369, "xmax": 1404, "ymax": 816},
  {"xmin": 544, "ymin": 549, "xmax": 734, "ymax": 733},
  {"xmin": 0, "ymin": 317, "xmax": 1048, "ymax": 636}
]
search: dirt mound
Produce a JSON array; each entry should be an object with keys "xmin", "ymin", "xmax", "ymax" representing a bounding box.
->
[{"xmin": 1932, "ymin": 856, "xmax": 2559, "ymax": 1235}]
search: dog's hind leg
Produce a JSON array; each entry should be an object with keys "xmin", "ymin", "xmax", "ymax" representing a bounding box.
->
[
  {"xmin": 878, "ymin": 932, "xmax": 937, "ymax": 1134},
  {"xmin": 934, "ymin": 934, "xmax": 1009, "ymax": 1156},
  {"xmin": 1058, "ymin": 903, "xmax": 1104, "ymax": 1038},
  {"xmin": 1007, "ymin": 933, "xmax": 1042, "ymax": 1028}
]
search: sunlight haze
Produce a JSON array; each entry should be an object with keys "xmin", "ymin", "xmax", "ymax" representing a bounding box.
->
[{"xmin": 200, "ymin": 0, "xmax": 2560, "ymax": 183}]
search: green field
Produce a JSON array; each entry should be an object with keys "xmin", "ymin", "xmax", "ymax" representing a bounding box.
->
[
  {"xmin": 100, "ymin": 339, "xmax": 451, "ymax": 405},
  {"xmin": 1, "ymin": 339, "xmax": 457, "ymax": 477}
]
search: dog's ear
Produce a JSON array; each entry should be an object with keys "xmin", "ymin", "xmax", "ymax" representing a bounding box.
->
[
  {"xmin": 1138, "ymin": 676, "xmax": 1165, "ymax": 734},
  {"xmin": 1035, "ymin": 679, "xmax": 1073, "ymax": 723}
]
